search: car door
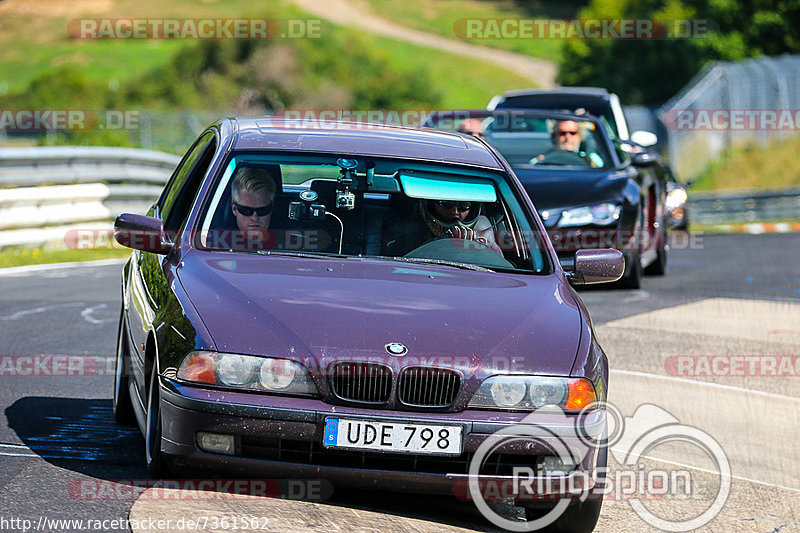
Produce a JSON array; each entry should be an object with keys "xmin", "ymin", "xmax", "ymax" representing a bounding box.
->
[{"xmin": 127, "ymin": 131, "xmax": 218, "ymax": 400}]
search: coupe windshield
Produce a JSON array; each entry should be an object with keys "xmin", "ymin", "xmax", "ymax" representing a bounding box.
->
[{"xmin": 197, "ymin": 153, "xmax": 551, "ymax": 274}]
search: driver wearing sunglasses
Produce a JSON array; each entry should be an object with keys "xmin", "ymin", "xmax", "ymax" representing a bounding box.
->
[
  {"xmin": 230, "ymin": 167, "xmax": 278, "ymax": 249},
  {"xmin": 531, "ymin": 119, "xmax": 603, "ymax": 167}
]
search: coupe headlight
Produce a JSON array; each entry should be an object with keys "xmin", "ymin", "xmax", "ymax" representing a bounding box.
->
[
  {"xmin": 558, "ymin": 203, "xmax": 620, "ymax": 227},
  {"xmin": 177, "ymin": 351, "xmax": 318, "ymax": 396},
  {"xmin": 469, "ymin": 376, "xmax": 597, "ymax": 411}
]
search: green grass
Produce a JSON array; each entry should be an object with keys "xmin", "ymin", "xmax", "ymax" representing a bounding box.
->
[
  {"xmin": 0, "ymin": 0, "xmax": 300, "ymax": 93},
  {"xmin": 691, "ymin": 135, "xmax": 800, "ymax": 191},
  {"xmin": 368, "ymin": 32, "xmax": 532, "ymax": 108},
  {"xmin": 0, "ymin": 0, "xmax": 532, "ymax": 109},
  {"xmin": 0, "ymin": 246, "xmax": 131, "ymax": 268},
  {"xmin": 362, "ymin": 0, "xmax": 580, "ymax": 62}
]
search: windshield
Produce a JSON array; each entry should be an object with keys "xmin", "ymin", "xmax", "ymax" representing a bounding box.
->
[
  {"xmin": 196, "ymin": 153, "xmax": 551, "ymax": 274},
  {"xmin": 430, "ymin": 112, "xmax": 613, "ymax": 170}
]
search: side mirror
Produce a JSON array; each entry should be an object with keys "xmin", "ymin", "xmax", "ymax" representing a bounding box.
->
[
  {"xmin": 114, "ymin": 213, "xmax": 174, "ymax": 254},
  {"xmin": 630, "ymin": 130, "xmax": 658, "ymax": 147},
  {"xmin": 568, "ymin": 249, "xmax": 624, "ymax": 286},
  {"xmin": 630, "ymin": 149, "xmax": 660, "ymax": 167}
]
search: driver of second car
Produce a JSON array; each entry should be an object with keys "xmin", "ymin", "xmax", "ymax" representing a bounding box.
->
[
  {"xmin": 383, "ymin": 198, "xmax": 501, "ymax": 256},
  {"xmin": 230, "ymin": 166, "xmax": 278, "ymax": 250},
  {"xmin": 532, "ymin": 119, "xmax": 603, "ymax": 167}
]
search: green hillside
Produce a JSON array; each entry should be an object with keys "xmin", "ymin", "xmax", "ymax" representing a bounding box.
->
[{"xmin": 0, "ymin": 0, "xmax": 532, "ymax": 125}]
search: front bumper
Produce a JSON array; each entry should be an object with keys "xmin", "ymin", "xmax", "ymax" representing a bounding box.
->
[{"xmin": 159, "ymin": 378, "xmax": 606, "ymax": 498}]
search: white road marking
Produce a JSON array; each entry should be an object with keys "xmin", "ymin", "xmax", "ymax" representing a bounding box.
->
[
  {"xmin": 80, "ymin": 304, "xmax": 115, "ymax": 325},
  {"xmin": 610, "ymin": 369, "xmax": 799, "ymax": 402},
  {"xmin": 0, "ymin": 443, "xmax": 37, "ymax": 457},
  {"xmin": 603, "ymin": 297, "xmax": 800, "ymax": 345},
  {"xmin": 0, "ymin": 302, "xmax": 84, "ymax": 320},
  {"xmin": 0, "ymin": 258, "xmax": 126, "ymax": 277},
  {"xmin": 610, "ymin": 370, "xmax": 799, "ymax": 490},
  {"xmin": 611, "ymin": 449, "xmax": 800, "ymax": 493}
]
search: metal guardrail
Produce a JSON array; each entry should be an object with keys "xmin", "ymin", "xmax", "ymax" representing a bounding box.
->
[
  {"xmin": 0, "ymin": 147, "xmax": 178, "ymax": 248},
  {"xmin": 690, "ymin": 187, "xmax": 800, "ymax": 225},
  {"xmin": 659, "ymin": 54, "xmax": 800, "ymax": 182}
]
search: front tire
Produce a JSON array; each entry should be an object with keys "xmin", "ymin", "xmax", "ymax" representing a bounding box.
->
[
  {"xmin": 145, "ymin": 366, "xmax": 168, "ymax": 477},
  {"xmin": 113, "ymin": 308, "xmax": 135, "ymax": 425},
  {"xmin": 618, "ymin": 251, "xmax": 642, "ymax": 289},
  {"xmin": 644, "ymin": 227, "xmax": 667, "ymax": 276}
]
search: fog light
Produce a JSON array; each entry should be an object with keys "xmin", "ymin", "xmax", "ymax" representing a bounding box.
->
[
  {"xmin": 197, "ymin": 432, "xmax": 235, "ymax": 455},
  {"xmin": 541, "ymin": 456, "xmax": 576, "ymax": 476}
]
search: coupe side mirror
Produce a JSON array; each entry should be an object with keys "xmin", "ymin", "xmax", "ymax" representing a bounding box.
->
[
  {"xmin": 568, "ymin": 249, "xmax": 625, "ymax": 286},
  {"xmin": 630, "ymin": 130, "xmax": 658, "ymax": 147},
  {"xmin": 114, "ymin": 213, "xmax": 174, "ymax": 254}
]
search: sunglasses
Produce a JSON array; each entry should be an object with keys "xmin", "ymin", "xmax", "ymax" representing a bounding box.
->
[
  {"xmin": 556, "ymin": 130, "xmax": 579, "ymax": 137},
  {"xmin": 235, "ymin": 202, "xmax": 273, "ymax": 217},
  {"xmin": 436, "ymin": 200, "xmax": 472, "ymax": 211}
]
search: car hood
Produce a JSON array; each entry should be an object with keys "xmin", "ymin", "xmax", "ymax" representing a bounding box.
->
[
  {"xmin": 176, "ymin": 250, "xmax": 583, "ymax": 376},
  {"xmin": 514, "ymin": 167, "xmax": 630, "ymax": 211}
]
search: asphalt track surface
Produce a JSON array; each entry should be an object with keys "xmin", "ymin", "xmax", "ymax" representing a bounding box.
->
[{"xmin": 0, "ymin": 232, "xmax": 798, "ymax": 532}]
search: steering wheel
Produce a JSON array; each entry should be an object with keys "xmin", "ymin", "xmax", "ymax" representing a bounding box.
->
[
  {"xmin": 404, "ymin": 236, "xmax": 515, "ymax": 269},
  {"xmin": 535, "ymin": 149, "xmax": 590, "ymax": 167}
]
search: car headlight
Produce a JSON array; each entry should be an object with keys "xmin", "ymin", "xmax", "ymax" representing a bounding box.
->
[
  {"xmin": 177, "ymin": 351, "xmax": 318, "ymax": 396},
  {"xmin": 666, "ymin": 188, "xmax": 688, "ymax": 209},
  {"xmin": 557, "ymin": 203, "xmax": 620, "ymax": 227},
  {"xmin": 469, "ymin": 376, "xmax": 597, "ymax": 411}
]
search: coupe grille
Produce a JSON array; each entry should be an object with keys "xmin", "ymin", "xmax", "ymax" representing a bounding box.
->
[
  {"xmin": 398, "ymin": 367, "xmax": 461, "ymax": 407},
  {"xmin": 329, "ymin": 362, "xmax": 392, "ymax": 404}
]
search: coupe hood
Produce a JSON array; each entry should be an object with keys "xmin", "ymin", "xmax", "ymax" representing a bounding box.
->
[
  {"xmin": 176, "ymin": 250, "xmax": 583, "ymax": 375},
  {"xmin": 514, "ymin": 168, "xmax": 630, "ymax": 211}
]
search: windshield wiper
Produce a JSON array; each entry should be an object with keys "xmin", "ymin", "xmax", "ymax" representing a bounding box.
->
[
  {"xmin": 358, "ymin": 255, "xmax": 494, "ymax": 272},
  {"xmin": 256, "ymin": 250, "xmax": 348, "ymax": 260},
  {"xmin": 254, "ymin": 250, "xmax": 495, "ymax": 272}
]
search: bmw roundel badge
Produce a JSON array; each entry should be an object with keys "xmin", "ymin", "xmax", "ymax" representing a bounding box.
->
[{"xmin": 385, "ymin": 343, "xmax": 408, "ymax": 356}]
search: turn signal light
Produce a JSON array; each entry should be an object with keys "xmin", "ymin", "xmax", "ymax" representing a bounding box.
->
[
  {"xmin": 177, "ymin": 351, "xmax": 217, "ymax": 384},
  {"xmin": 565, "ymin": 378, "xmax": 597, "ymax": 410}
]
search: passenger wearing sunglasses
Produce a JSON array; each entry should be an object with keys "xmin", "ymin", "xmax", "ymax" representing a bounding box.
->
[
  {"xmin": 382, "ymin": 197, "xmax": 501, "ymax": 256},
  {"xmin": 229, "ymin": 167, "xmax": 278, "ymax": 249},
  {"xmin": 531, "ymin": 119, "xmax": 603, "ymax": 167}
]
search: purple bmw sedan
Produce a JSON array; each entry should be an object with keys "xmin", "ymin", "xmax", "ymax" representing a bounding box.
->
[{"xmin": 112, "ymin": 117, "xmax": 624, "ymax": 532}]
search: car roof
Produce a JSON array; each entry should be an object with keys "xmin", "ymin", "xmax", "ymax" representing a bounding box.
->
[
  {"xmin": 227, "ymin": 117, "xmax": 504, "ymax": 169},
  {"xmin": 500, "ymin": 87, "xmax": 612, "ymax": 99}
]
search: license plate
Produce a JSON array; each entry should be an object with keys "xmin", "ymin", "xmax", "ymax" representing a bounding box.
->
[{"xmin": 323, "ymin": 418, "xmax": 463, "ymax": 455}]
